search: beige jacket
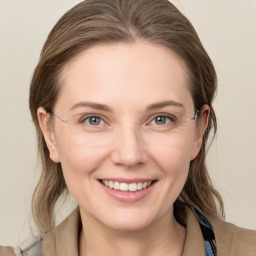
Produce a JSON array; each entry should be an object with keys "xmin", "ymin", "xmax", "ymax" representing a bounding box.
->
[{"xmin": 1, "ymin": 207, "xmax": 256, "ymax": 256}]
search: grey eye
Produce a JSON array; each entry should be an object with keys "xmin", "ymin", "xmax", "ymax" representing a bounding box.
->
[
  {"xmin": 85, "ymin": 116, "xmax": 103, "ymax": 126},
  {"xmin": 152, "ymin": 116, "xmax": 171, "ymax": 125}
]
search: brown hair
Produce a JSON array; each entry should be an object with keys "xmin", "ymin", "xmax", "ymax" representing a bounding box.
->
[{"xmin": 29, "ymin": 0, "xmax": 224, "ymax": 234}]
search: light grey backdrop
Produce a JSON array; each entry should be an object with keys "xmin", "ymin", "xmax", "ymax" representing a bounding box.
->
[{"xmin": 0, "ymin": 0, "xmax": 256, "ymax": 247}]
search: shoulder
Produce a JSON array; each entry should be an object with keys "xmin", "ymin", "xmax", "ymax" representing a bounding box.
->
[
  {"xmin": 0, "ymin": 246, "xmax": 15, "ymax": 256},
  {"xmin": 210, "ymin": 216, "xmax": 256, "ymax": 256},
  {"xmin": 1, "ymin": 241, "xmax": 42, "ymax": 256}
]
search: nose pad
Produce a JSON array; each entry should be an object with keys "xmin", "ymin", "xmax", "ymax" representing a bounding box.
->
[{"xmin": 110, "ymin": 127, "xmax": 147, "ymax": 168}]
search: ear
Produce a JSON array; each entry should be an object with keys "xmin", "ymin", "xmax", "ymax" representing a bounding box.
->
[
  {"xmin": 37, "ymin": 107, "xmax": 60, "ymax": 163},
  {"xmin": 190, "ymin": 104, "xmax": 210, "ymax": 160}
]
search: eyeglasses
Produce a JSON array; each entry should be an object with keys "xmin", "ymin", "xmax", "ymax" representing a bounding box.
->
[
  {"xmin": 189, "ymin": 110, "xmax": 200, "ymax": 121},
  {"xmin": 46, "ymin": 110, "xmax": 200, "ymax": 133}
]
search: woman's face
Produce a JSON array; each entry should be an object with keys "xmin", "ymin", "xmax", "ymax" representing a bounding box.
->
[{"xmin": 39, "ymin": 42, "xmax": 207, "ymax": 231}]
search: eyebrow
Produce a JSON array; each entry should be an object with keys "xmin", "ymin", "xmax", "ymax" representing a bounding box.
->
[
  {"xmin": 70, "ymin": 102, "xmax": 112, "ymax": 112},
  {"xmin": 146, "ymin": 100, "xmax": 184, "ymax": 111},
  {"xmin": 69, "ymin": 100, "xmax": 184, "ymax": 112}
]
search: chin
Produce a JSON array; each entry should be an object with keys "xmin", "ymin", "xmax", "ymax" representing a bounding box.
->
[
  {"xmin": 96, "ymin": 208, "xmax": 160, "ymax": 232},
  {"xmin": 103, "ymin": 219, "xmax": 154, "ymax": 232}
]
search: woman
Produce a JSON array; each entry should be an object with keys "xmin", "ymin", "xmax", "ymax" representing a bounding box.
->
[{"xmin": 1, "ymin": 0, "xmax": 255, "ymax": 255}]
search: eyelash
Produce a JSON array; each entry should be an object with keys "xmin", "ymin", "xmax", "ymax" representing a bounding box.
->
[{"xmin": 79, "ymin": 113, "xmax": 177, "ymax": 127}]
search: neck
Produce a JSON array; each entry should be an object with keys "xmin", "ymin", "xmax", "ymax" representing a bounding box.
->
[{"xmin": 79, "ymin": 209, "xmax": 186, "ymax": 256}]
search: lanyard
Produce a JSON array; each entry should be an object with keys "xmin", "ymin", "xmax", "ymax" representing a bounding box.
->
[{"xmin": 189, "ymin": 204, "xmax": 217, "ymax": 256}]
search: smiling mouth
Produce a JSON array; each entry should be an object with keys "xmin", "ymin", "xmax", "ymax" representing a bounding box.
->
[{"xmin": 100, "ymin": 179, "xmax": 157, "ymax": 192}]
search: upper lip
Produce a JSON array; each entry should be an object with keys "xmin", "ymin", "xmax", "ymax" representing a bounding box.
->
[{"xmin": 99, "ymin": 178, "xmax": 157, "ymax": 183}]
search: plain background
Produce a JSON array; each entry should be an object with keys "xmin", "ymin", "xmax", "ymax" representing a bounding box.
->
[{"xmin": 0, "ymin": 0, "xmax": 256, "ymax": 247}]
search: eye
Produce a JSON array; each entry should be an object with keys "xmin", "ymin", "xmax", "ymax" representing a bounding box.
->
[
  {"xmin": 83, "ymin": 116, "xmax": 105, "ymax": 126},
  {"xmin": 150, "ymin": 115, "xmax": 174, "ymax": 125}
]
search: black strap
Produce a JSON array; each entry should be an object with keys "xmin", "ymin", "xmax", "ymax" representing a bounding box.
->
[{"xmin": 189, "ymin": 204, "xmax": 217, "ymax": 256}]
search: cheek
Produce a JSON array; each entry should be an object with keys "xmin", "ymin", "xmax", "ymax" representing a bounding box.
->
[
  {"xmin": 148, "ymin": 132, "xmax": 194, "ymax": 170},
  {"xmin": 159, "ymin": 142, "xmax": 191, "ymax": 186},
  {"xmin": 148, "ymin": 134, "xmax": 194, "ymax": 193},
  {"xmin": 54, "ymin": 135, "xmax": 110, "ymax": 190}
]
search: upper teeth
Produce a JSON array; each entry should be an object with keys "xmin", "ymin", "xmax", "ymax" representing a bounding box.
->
[{"xmin": 102, "ymin": 180, "xmax": 152, "ymax": 192}]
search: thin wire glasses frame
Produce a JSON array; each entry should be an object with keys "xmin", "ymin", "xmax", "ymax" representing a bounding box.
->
[{"xmin": 46, "ymin": 110, "xmax": 200, "ymax": 124}]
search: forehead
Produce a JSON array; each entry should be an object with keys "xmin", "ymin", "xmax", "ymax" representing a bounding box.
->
[{"xmin": 56, "ymin": 42, "xmax": 193, "ymax": 113}]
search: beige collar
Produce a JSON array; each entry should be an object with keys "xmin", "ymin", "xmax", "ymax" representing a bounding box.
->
[
  {"xmin": 42, "ymin": 208, "xmax": 81, "ymax": 255},
  {"xmin": 42, "ymin": 207, "xmax": 205, "ymax": 256},
  {"xmin": 181, "ymin": 207, "xmax": 205, "ymax": 255}
]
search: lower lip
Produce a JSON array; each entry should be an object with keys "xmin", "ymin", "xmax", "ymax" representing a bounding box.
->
[{"xmin": 99, "ymin": 181, "xmax": 157, "ymax": 203}]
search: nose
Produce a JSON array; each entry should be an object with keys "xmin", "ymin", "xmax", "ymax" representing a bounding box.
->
[{"xmin": 110, "ymin": 125, "xmax": 148, "ymax": 168}]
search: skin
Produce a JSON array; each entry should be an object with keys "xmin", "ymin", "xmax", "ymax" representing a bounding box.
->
[{"xmin": 38, "ymin": 42, "xmax": 209, "ymax": 256}]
